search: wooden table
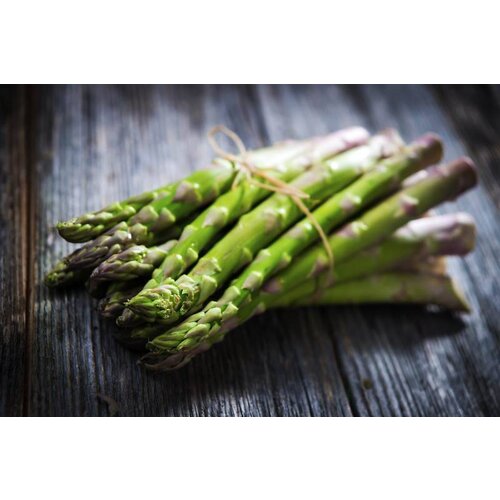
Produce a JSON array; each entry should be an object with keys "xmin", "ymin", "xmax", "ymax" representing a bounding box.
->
[{"xmin": 1, "ymin": 85, "xmax": 499, "ymax": 416}]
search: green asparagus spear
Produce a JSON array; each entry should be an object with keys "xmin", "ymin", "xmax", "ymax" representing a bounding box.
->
[
  {"xmin": 145, "ymin": 157, "xmax": 477, "ymax": 369},
  {"xmin": 56, "ymin": 133, "xmax": 336, "ymax": 243},
  {"xmin": 56, "ymin": 161, "xmax": 236, "ymax": 244},
  {"xmin": 275, "ymin": 273, "xmax": 470, "ymax": 311},
  {"xmin": 211, "ymin": 270, "xmax": 470, "ymax": 337},
  {"xmin": 44, "ymin": 261, "xmax": 91, "ymax": 288},
  {"xmin": 90, "ymin": 127, "xmax": 379, "ymax": 285},
  {"xmin": 125, "ymin": 131, "xmax": 406, "ymax": 325},
  {"xmin": 57, "ymin": 185, "xmax": 175, "ymax": 244}
]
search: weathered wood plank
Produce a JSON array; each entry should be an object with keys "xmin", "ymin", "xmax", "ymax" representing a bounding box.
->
[{"xmin": 0, "ymin": 86, "xmax": 28, "ymax": 416}]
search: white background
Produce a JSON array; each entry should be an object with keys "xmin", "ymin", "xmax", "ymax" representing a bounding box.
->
[
  {"xmin": 1, "ymin": 0, "xmax": 497, "ymax": 83},
  {"xmin": 1, "ymin": 418, "xmax": 498, "ymax": 499},
  {"xmin": 1, "ymin": 1, "xmax": 498, "ymax": 498}
]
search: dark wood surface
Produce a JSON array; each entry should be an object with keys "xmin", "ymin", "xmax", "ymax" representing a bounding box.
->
[{"xmin": 1, "ymin": 85, "xmax": 499, "ymax": 416}]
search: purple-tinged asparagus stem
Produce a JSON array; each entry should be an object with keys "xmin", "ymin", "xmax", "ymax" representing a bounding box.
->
[
  {"xmin": 90, "ymin": 240, "xmax": 178, "ymax": 283},
  {"xmin": 98, "ymin": 280, "xmax": 147, "ymax": 319},
  {"xmin": 44, "ymin": 222, "xmax": 183, "ymax": 288}
]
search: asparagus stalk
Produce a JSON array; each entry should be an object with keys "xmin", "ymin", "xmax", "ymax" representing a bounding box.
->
[
  {"xmin": 56, "ymin": 133, "xmax": 340, "ymax": 243},
  {"xmin": 86, "ymin": 239, "xmax": 180, "ymax": 298},
  {"xmin": 124, "ymin": 131, "xmax": 407, "ymax": 325},
  {"xmin": 144, "ymin": 158, "xmax": 477, "ymax": 369},
  {"xmin": 241, "ymin": 269, "xmax": 471, "ymax": 315},
  {"xmin": 57, "ymin": 160, "xmax": 234, "ymax": 244},
  {"xmin": 273, "ymin": 273, "xmax": 470, "ymax": 311},
  {"xmin": 44, "ymin": 262, "xmax": 91, "ymax": 288},
  {"xmin": 57, "ymin": 185, "xmax": 175, "ymax": 244},
  {"xmin": 90, "ymin": 127, "xmax": 381, "ymax": 285}
]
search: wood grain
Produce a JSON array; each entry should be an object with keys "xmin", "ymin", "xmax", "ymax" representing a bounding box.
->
[
  {"xmin": 0, "ymin": 86, "xmax": 29, "ymax": 416},
  {"xmin": 1, "ymin": 84, "xmax": 498, "ymax": 416}
]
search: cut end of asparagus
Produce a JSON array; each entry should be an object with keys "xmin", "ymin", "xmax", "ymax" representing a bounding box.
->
[
  {"xmin": 405, "ymin": 156, "xmax": 478, "ymax": 193},
  {"xmin": 446, "ymin": 157, "xmax": 478, "ymax": 194},
  {"xmin": 399, "ymin": 212, "xmax": 477, "ymax": 256},
  {"xmin": 412, "ymin": 132, "xmax": 444, "ymax": 167}
]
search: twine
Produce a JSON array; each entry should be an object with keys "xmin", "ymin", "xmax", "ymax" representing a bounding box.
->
[{"xmin": 207, "ymin": 125, "xmax": 333, "ymax": 270}]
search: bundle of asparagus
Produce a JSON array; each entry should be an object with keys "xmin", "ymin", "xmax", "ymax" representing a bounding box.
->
[{"xmin": 45, "ymin": 126, "xmax": 478, "ymax": 371}]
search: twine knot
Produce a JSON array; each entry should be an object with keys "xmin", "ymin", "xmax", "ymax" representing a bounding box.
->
[{"xmin": 208, "ymin": 125, "xmax": 334, "ymax": 271}]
